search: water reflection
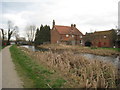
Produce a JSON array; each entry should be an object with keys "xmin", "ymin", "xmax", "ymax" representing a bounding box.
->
[
  {"xmin": 21, "ymin": 45, "xmax": 36, "ymax": 51},
  {"xmin": 21, "ymin": 45, "xmax": 49, "ymax": 52},
  {"xmin": 80, "ymin": 53, "xmax": 118, "ymax": 66}
]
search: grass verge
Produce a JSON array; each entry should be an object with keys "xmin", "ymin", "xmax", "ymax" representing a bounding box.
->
[
  {"xmin": 0, "ymin": 46, "xmax": 5, "ymax": 50},
  {"xmin": 0, "ymin": 46, "xmax": 2, "ymax": 51},
  {"xmin": 10, "ymin": 45, "xmax": 66, "ymax": 88}
]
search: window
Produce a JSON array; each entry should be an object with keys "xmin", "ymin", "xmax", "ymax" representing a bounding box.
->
[
  {"xmin": 80, "ymin": 40, "xmax": 81, "ymax": 43},
  {"xmin": 57, "ymin": 41, "xmax": 59, "ymax": 44},
  {"xmin": 80, "ymin": 35, "xmax": 82, "ymax": 38},
  {"xmin": 80, "ymin": 40, "xmax": 83, "ymax": 44},
  {"xmin": 72, "ymin": 35, "xmax": 74, "ymax": 37},
  {"xmin": 104, "ymin": 35, "xmax": 106, "ymax": 38},
  {"xmin": 66, "ymin": 34, "xmax": 69, "ymax": 37}
]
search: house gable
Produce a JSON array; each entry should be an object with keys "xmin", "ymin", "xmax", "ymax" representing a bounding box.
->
[
  {"xmin": 51, "ymin": 27, "xmax": 61, "ymax": 44},
  {"xmin": 51, "ymin": 20, "xmax": 84, "ymax": 45}
]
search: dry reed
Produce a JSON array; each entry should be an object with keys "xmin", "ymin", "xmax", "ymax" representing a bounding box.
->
[{"xmin": 19, "ymin": 46, "xmax": 118, "ymax": 88}]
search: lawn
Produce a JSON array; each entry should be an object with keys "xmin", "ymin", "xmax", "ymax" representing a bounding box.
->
[{"xmin": 10, "ymin": 45, "xmax": 66, "ymax": 88}]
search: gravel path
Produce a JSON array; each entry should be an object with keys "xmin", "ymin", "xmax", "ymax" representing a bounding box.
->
[{"xmin": 2, "ymin": 46, "xmax": 23, "ymax": 88}]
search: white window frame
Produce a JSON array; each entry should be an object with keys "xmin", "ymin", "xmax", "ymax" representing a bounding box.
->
[
  {"xmin": 80, "ymin": 40, "xmax": 83, "ymax": 44},
  {"xmin": 80, "ymin": 35, "xmax": 82, "ymax": 38},
  {"xmin": 66, "ymin": 34, "xmax": 69, "ymax": 37},
  {"xmin": 104, "ymin": 35, "xmax": 106, "ymax": 38},
  {"xmin": 57, "ymin": 41, "xmax": 59, "ymax": 43},
  {"xmin": 72, "ymin": 35, "xmax": 74, "ymax": 37}
]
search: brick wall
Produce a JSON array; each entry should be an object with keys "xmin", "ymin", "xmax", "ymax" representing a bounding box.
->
[
  {"xmin": 83, "ymin": 32, "xmax": 116, "ymax": 47},
  {"xmin": 51, "ymin": 28, "xmax": 61, "ymax": 44}
]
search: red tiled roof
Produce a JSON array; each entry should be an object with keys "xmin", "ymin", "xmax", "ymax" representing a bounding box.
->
[
  {"xmin": 54, "ymin": 25, "xmax": 83, "ymax": 35},
  {"xmin": 94, "ymin": 30, "xmax": 114, "ymax": 35}
]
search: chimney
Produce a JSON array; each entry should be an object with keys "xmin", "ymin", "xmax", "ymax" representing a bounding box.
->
[
  {"xmin": 74, "ymin": 24, "xmax": 76, "ymax": 28},
  {"xmin": 53, "ymin": 20, "xmax": 55, "ymax": 28},
  {"xmin": 71, "ymin": 24, "xmax": 74, "ymax": 30}
]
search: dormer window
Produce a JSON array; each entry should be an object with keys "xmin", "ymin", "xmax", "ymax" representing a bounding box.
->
[
  {"xmin": 66, "ymin": 34, "xmax": 69, "ymax": 37},
  {"xmin": 80, "ymin": 35, "xmax": 82, "ymax": 38},
  {"xmin": 72, "ymin": 35, "xmax": 74, "ymax": 37}
]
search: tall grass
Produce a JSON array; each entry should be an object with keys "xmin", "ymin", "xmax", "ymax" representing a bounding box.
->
[
  {"xmin": 20, "ymin": 46, "xmax": 118, "ymax": 88},
  {"xmin": 10, "ymin": 45, "xmax": 66, "ymax": 88}
]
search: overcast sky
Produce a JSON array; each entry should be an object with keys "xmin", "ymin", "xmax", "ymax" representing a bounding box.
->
[{"xmin": 0, "ymin": 0, "xmax": 119, "ymax": 39}]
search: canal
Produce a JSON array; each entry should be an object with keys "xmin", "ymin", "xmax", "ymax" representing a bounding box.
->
[{"xmin": 21, "ymin": 45, "xmax": 120, "ymax": 66}]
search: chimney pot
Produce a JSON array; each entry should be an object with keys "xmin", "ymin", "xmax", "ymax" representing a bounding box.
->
[
  {"xmin": 71, "ymin": 24, "xmax": 74, "ymax": 30},
  {"xmin": 53, "ymin": 20, "xmax": 55, "ymax": 27},
  {"xmin": 71, "ymin": 24, "xmax": 73, "ymax": 27},
  {"xmin": 74, "ymin": 24, "xmax": 76, "ymax": 27}
]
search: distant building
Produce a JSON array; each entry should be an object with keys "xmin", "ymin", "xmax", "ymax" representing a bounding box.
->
[
  {"xmin": 83, "ymin": 29, "xmax": 117, "ymax": 48},
  {"xmin": 51, "ymin": 20, "xmax": 83, "ymax": 45}
]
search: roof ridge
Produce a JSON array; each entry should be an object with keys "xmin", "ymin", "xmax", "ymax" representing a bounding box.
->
[
  {"xmin": 95, "ymin": 30, "xmax": 113, "ymax": 32},
  {"xmin": 54, "ymin": 25, "xmax": 83, "ymax": 35},
  {"xmin": 55, "ymin": 25, "xmax": 71, "ymax": 27}
]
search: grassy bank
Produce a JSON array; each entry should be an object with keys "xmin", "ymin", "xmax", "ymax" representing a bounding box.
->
[
  {"xmin": 0, "ymin": 46, "xmax": 2, "ymax": 51},
  {"xmin": 20, "ymin": 46, "xmax": 119, "ymax": 88},
  {"xmin": 10, "ymin": 45, "xmax": 66, "ymax": 88},
  {"xmin": 0, "ymin": 46, "xmax": 5, "ymax": 50}
]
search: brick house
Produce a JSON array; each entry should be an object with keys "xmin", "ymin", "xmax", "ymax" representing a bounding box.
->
[
  {"xmin": 51, "ymin": 20, "xmax": 83, "ymax": 45},
  {"xmin": 83, "ymin": 29, "xmax": 117, "ymax": 47}
]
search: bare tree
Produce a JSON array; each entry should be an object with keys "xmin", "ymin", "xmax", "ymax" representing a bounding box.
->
[
  {"xmin": 0, "ymin": 28, "xmax": 7, "ymax": 41},
  {"xmin": 0, "ymin": 28, "xmax": 7, "ymax": 46},
  {"xmin": 13, "ymin": 28, "xmax": 19, "ymax": 44},
  {"xmin": 25, "ymin": 25, "xmax": 36, "ymax": 44},
  {"xmin": 7, "ymin": 21, "xmax": 18, "ymax": 45}
]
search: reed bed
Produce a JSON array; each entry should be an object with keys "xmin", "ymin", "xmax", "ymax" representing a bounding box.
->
[
  {"xmin": 39, "ymin": 44, "xmax": 119, "ymax": 56},
  {"xmin": 19, "ymin": 46, "xmax": 119, "ymax": 88}
]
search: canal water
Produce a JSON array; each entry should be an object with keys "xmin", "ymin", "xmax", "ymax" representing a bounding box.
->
[
  {"xmin": 21, "ymin": 45, "xmax": 119, "ymax": 66},
  {"xmin": 21, "ymin": 45, "xmax": 49, "ymax": 52},
  {"xmin": 80, "ymin": 53, "xmax": 119, "ymax": 66}
]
